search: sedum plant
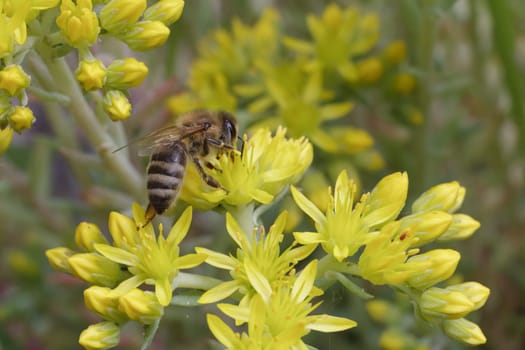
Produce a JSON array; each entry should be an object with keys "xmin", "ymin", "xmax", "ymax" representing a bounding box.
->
[{"xmin": 0, "ymin": 1, "xmax": 489, "ymax": 349}]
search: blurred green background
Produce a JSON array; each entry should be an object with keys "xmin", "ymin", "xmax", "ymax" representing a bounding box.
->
[{"xmin": 1, "ymin": 0, "xmax": 524, "ymax": 349}]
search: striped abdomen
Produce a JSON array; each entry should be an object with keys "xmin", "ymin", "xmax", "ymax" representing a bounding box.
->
[{"xmin": 147, "ymin": 142, "xmax": 187, "ymax": 215}]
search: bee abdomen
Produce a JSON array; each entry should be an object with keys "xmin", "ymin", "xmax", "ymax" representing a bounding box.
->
[{"xmin": 147, "ymin": 144, "xmax": 187, "ymax": 215}]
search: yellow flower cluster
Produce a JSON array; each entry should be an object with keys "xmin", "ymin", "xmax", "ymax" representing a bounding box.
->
[
  {"xmin": 199, "ymin": 213, "xmax": 356, "ymax": 348},
  {"xmin": 46, "ymin": 203, "xmax": 205, "ymax": 349},
  {"xmin": 179, "ymin": 127, "xmax": 313, "ymax": 210},
  {"xmin": 291, "ymin": 171, "xmax": 488, "ymax": 345},
  {"xmin": 167, "ymin": 3, "xmax": 421, "ymax": 167},
  {"xmin": 0, "ymin": 1, "xmax": 184, "ymax": 155}
]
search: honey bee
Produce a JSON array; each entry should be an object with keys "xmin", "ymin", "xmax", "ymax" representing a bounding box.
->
[{"xmin": 130, "ymin": 110, "xmax": 238, "ymax": 223}]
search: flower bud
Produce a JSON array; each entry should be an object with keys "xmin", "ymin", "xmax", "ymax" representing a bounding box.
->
[
  {"xmin": 366, "ymin": 299, "xmax": 397, "ymax": 323},
  {"xmin": 362, "ymin": 172, "xmax": 408, "ymax": 229},
  {"xmin": 75, "ymin": 222, "xmax": 109, "ymax": 252},
  {"xmin": 412, "ymin": 181, "xmax": 465, "ymax": 213},
  {"xmin": 144, "ymin": 0, "xmax": 185, "ymax": 26},
  {"xmin": 103, "ymin": 90, "xmax": 131, "ymax": 121},
  {"xmin": 383, "ymin": 40, "xmax": 407, "ymax": 65},
  {"xmin": 106, "ymin": 58, "xmax": 148, "ymax": 89},
  {"xmin": 420, "ymin": 287, "xmax": 475, "ymax": 320},
  {"xmin": 379, "ymin": 330, "xmax": 406, "ymax": 350},
  {"xmin": 46, "ymin": 247, "xmax": 75, "ymax": 273},
  {"xmin": 399, "ymin": 211, "xmax": 452, "ymax": 247},
  {"xmin": 119, "ymin": 20, "xmax": 170, "ymax": 51},
  {"xmin": 406, "ymin": 249, "xmax": 460, "ymax": 290},
  {"xmin": 68, "ymin": 252, "xmax": 124, "ymax": 287},
  {"xmin": 9, "ymin": 106, "xmax": 35, "ymax": 133},
  {"xmin": 438, "ymin": 214, "xmax": 480, "ymax": 241},
  {"xmin": 442, "ymin": 318, "xmax": 487, "ymax": 345},
  {"xmin": 356, "ymin": 57, "xmax": 383, "ymax": 84},
  {"xmin": 79, "ymin": 322, "xmax": 120, "ymax": 350},
  {"xmin": 446, "ymin": 282, "xmax": 490, "ymax": 311},
  {"xmin": 118, "ymin": 288, "xmax": 164, "ymax": 325},
  {"xmin": 56, "ymin": 0, "xmax": 100, "ymax": 48},
  {"xmin": 99, "ymin": 0, "xmax": 146, "ymax": 33},
  {"xmin": 76, "ymin": 59, "xmax": 107, "ymax": 91},
  {"xmin": 0, "ymin": 126, "xmax": 14, "ymax": 155},
  {"xmin": 84, "ymin": 286, "xmax": 128, "ymax": 323},
  {"xmin": 391, "ymin": 73, "xmax": 416, "ymax": 95},
  {"xmin": 0, "ymin": 65, "xmax": 31, "ymax": 96}
]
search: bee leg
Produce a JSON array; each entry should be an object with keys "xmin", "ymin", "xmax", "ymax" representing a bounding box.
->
[
  {"xmin": 205, "ymin": 161, "xmax": 222, "ymax": 173},
  {"xmin": 142, "ymin": 204, "xmax": 157, "ymax": 228},
  {"xmin": 191, "ymin": 157, "xmax": 227, "ymax": 192}
]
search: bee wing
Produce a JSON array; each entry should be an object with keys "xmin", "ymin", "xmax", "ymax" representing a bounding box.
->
[{"xmin": 113, "ymin": 124, "xmax": 208, "ymax": 156}]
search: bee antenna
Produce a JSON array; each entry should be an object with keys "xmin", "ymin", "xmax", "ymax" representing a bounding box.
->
[{"xmin": 237, "ymin": 135, "xmax": 245, "ymax": 155}]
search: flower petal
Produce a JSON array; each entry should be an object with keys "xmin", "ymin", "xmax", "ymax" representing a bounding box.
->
[
  {"xmin": 94, "ymin": 243, "xmax": 138, "ymax": 265},
  {"xmin": 174, "ymin": 253, "xmax": 207, "ymax": 269},
  {"xmin": 217, "ymin": 303, "xmax": 250, "ymax": 323},
  {"xmin": 244, "ymin": 259, "xmax": 272, "ymax": 303},
  {"xmin": 291, "ymin": 186, "xmax": 326, "ymax": 225},
  {"xmin": 198, "ymin": 280, "xmax": 241, "ymax": 304},
  {"xmin": 293, "ymin": 231, "xmax": 325, "ymax": 245},
  {"xmin": 207, "ymin": 314, "xmax": 242, "ymax": 349},
  {"xmin": 225, "ymin": 212, "xmax": 245, "ymax": 248},
  {"xmin": 166, "ymin": 206, "xmax": 193, "ymax": 246},
  {"xmin": 306, "ymin": 314, "xmax": 357, "ymax": 332},
  {"xmin": 291, "ymin": 260, "xmax": 317, "ymax": 302},
  {"xmin": 109, "ymin": 275, "xmax": 145, "ymax": 298},
  {"xmin": 195, "ymin": 247, "xmax": 236, "ymax": 270},
  {"xmin": 155, "ymin": 277, "xmax": 173, "ymax": 306}
]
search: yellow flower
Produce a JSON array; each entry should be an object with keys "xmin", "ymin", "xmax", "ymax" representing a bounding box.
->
[
  {"xmin": 99, "ymin": 0, "xmax": 146, "ymax": 33},
  {"xmin": 79, "ymin": 321, "xmax": 120, "ymax": 350},
  {"xmin": 379, "ymin": 330, "xmax": 406, "ymax": 350},
  {"xmin": 398, "ymin": 211, "xmax": 453, "ymax": 247},
  {"xmin": 327, "ymin": 126, "xmax": 374, "ymax": 154},
  {"xmin": 391, "ymin": 72, "xmax": 417, "ymax": 95},
  {"xmin": 438, "ymin": 214, "xmax": 480, "ymax": 241},
  {"xmin": 56, "ymin": 0, "xmax": 100, "ymax": 48},
  {"xmin": 284, "ymin": 4, "xmax": 379, "ymax": 80},
  {"xmin": 0, "ymin": 64, "xmax": 30, "ymax": 96},
  {"xmin": 208, "ymin": 260, "xmax": 356, "ymax": 349},
  {"xmin": 180, "ymin": 127, "xmax": 313, "ymax": 209},
  {"xmin": 419, "ymin": 287, "xmax": 475, "ymax": 320},
  {"xmin": 68, "ymin": 252, "xmax": 126, "ymax": 287},
  {"xmin": 9, "ymin": 106, "xmax": 35, "ymax": 132},
  {"xmin": 406, "ymin": 249, "xmax": 460, "ymax": 290},
  {"xmin": 45, "ymin": 246, "xmax": 75, "ymax": 273},
  {"xmin": 358, "ymin": 221, "xmax": 421, "ymax": 285},
  {"xmin": 118, "ymin": 288, "xmax": 164, "ymax": 325},
  {"xmin": 76, "ymin": 59, "xmax": 107, "ymax": 91},
  {"xmin": 0, "ymin": 0, "xmax": 60, "ymax": 57},
  {"xmin": 412, "ymin": 181, "xmax": 466, "ymax": 213},
  {"xmin": 83, "ymin": 286, "xmax": 128, "ymax": 324},
  {"xmin": 292, "ymin": 171, "xmax": 408, "ymax": 262},
  {"xmin": 118, "ymin": 20, "xmax": 170, "ymax": 51},
  {"xmin": 0, "ymin": 126, "xmax": 14, "ymax": 155},
  {"xmin": 383, "ymin": 40, "xmax": 407, "ymax": 65},
  {"xmin": 75, "ymin": 222, "xmax": 109, "ymax": 252},
  {"xmin": 442, "ymin": 318, "xmax": 487, "ymax": 345},
  {"xmin": 247, "ymin": 62, "xmax": 354, "ymax": 152},
  {"xmin": 356, "ymin": 57, "xmax": 383, "ymax": 84},
  {"xmin": 106, "ymin": 57, "xmax": 148, "ymax": 89},
  {"xmin": 103, "ymin": 90, "xmax": 131, "ymax": 121},
  {"xmin": 143, "ymin": 0, "xmax": 184, "ymax": 26},
  {"xmin": 94, "ymin": 204, "xmax": 206, "ymax": 306},
  {"xmin": 197, "ymin": 211, "xmax": 316, "ymax": 304}
]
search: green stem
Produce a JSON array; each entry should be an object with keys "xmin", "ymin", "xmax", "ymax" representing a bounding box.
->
[
  {"xmin": 226, "ymin": 202, "xmax": 256, "ymax": 235},
  {"xmin": 401, "ymin": 0, "xmax": 437, "ymax": 192},
  {"xmin": 487, "ymin": 0, "xmax": 525, "ymax": 155},
  {"xmin": 174, "ymin": 272, "xmax": 223, "ymax": 290},
  {"xmin": 40, "ymin": 57, "xmax": 144, "ymax": 199}
]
